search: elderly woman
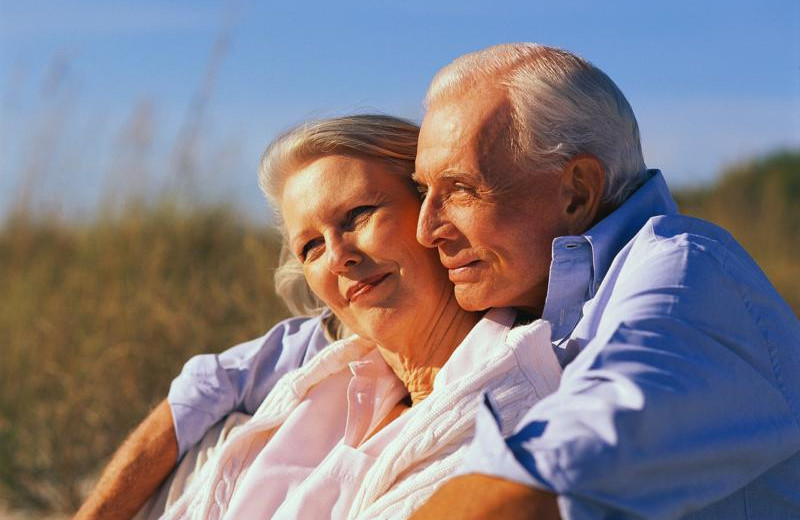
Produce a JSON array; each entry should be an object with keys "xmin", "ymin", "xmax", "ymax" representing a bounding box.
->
[{"xmin": 158, "ymin": 115, "xmax": 561, "ymax": 520}]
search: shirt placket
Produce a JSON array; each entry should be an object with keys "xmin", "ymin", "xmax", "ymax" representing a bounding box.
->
[{"xmin": 542, "ymin": 236, "xmax": 593, "ymax": 366}]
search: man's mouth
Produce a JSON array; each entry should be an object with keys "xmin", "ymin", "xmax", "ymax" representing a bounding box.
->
[
  {"xmin": 444, "ymin": 258, "xmax": 485, "ymax": 283},
  {"xmin": 345, "ymin": 273, "xmax": 391, "ymax": 302}
]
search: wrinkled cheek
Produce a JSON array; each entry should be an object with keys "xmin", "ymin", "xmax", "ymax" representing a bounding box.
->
[{"xmin": 311, "ymin": 276, "xmax": 342, "ymax": 311}]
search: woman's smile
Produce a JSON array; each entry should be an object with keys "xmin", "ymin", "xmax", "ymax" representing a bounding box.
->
[{"xmin": 345, "ymin": 272, "xmax": 393, "ymax": 303}]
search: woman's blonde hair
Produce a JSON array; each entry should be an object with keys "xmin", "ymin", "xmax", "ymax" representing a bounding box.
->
[{"xmin": 259, "ymin": 114, "xmax": 420, "ymax": 340}]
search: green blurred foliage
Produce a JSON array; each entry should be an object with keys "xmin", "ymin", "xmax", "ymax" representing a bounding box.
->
[{"xmin": 0, "ymin": 202, "xmax": 289, "ymax": 512}]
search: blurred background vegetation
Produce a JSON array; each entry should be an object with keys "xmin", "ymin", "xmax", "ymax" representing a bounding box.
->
[{"xmin": 0, "ymin": 203, "xmax": 289, "ymax": 515}]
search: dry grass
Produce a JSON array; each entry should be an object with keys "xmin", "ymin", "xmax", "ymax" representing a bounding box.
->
[{"xmin": 0, "ymin": 202, "xmax": 289, "ymax": 513}]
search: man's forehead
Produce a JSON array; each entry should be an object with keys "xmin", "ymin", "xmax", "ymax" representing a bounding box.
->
[
  {"xmin": 421, "ymin": 92, "xmax": 501, "ymax": 138},
  {"xmin": 416, "ymin": 88, "xmax": 514, "ymax": 184}
]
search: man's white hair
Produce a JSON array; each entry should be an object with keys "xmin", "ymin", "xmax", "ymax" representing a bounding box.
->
[{"xmin": 425, "ymin": 43, "xmax": 648, "ymax": 206}]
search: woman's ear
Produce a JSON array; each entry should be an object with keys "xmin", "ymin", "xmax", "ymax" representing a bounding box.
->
[{"xmin": 560, "ymin": 154, "xmax": 605, "ymax": 235}]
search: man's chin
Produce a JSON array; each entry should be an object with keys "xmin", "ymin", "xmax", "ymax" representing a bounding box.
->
[{"xmin": 453, "ymin": 284, "xmax": 493, "ymax": 312}]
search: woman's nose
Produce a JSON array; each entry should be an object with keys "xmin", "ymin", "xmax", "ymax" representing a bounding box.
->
[{"xmin": 327, "ymin": 235, "xmax": 361, "ymax": 273}]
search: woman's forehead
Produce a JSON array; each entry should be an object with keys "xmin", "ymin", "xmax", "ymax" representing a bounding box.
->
[
  {"xmin": 288, "ymin": 156, "xmax": 410, "ymax": 198},
  {"xmin": 281, "ymin": 156, "xmax": 408, "ymax": 226}
]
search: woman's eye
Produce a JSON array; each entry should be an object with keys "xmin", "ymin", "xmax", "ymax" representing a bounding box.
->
[
  {"xmin": 344, "ymin": 205, "xmax": 376, "ymax": 229},
  {"xmin": 300, "ymin": 238, "xmax": 324, "ymax": 261}
]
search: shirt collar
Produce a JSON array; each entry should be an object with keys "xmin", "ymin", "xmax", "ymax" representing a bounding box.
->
[
  {"xmin": 344, "ymin": 348, "xmax": 407, "ymax": 447},
  {"xmin": 542, "ymin": 170, "xmax": 677, "ymax": 356},
  {"xmin": 584, "ymin": 170, "xmax": 677, "ymax": 290},
  {"xmin": 434, "ymin": 308, "xmax": 516, "ymax": 389}
]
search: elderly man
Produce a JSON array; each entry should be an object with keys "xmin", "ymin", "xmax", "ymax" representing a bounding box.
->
[
  {"xmin": 408, "ymin": 44, "xmax": 800, "ymax": 519},
  {"xmin": 77, "ymin": 44, "xmax": 800, "ymax": 520}
]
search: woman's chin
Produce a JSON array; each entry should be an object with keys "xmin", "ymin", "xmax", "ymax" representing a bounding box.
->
[{"xmin": 346, "ymin": 306, "xmax": 409, "ymax": 345}]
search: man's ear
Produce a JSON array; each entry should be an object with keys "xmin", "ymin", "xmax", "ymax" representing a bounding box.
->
[{"xmin": 560, "ymin": 154, "xmax": 605, "ymax": 235}]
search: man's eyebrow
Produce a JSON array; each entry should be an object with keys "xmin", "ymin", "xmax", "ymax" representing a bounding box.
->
[
  {"xmin": 439, "ymin": 169, "xmax": 483, "ymax": 183},
  {"xmin": 412, "ymin": 169, "xmax": 482, "ymax": 184}
]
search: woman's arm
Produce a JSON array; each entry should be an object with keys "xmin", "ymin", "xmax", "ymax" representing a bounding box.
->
[{"xmin": 74, "ymin": 400, "xmax": 177, "ymax": 520}]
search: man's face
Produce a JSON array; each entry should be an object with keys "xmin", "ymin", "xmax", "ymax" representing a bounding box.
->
[{"xmin": 414, "ymin": 86, "xmax": 572, "ymax": 314}]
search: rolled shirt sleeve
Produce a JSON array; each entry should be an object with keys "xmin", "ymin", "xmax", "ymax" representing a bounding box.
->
[
  {"xmin": 463, "ymin": 219, "xmax": 800, "ymax": 519},
  {"xmin": 168, "ymin": 314, "xmax": 330, "ymax": 459}
]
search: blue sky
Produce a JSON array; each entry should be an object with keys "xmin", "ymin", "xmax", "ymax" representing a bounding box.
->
[{"xmin": 1, "ymin": 0, "xmax": 798, "ymax": 218}]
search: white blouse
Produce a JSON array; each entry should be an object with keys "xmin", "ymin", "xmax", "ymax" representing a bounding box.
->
[
  {"xmin": 160, "ymin": 308, "xmax": 562, "ymax": 520},
  {"xmin": 225, "ymin": 348, "xmax": 410, "ymax": 519}
]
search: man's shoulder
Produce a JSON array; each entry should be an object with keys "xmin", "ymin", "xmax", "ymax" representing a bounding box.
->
[
  {"xmin": 627, "ymin": 213, "xmax": 759, "ymax": 275},
  {"xmin": 639, "ymin": 214, "xmax": 734, "ymax": 251},
  {"xmin": 609, "ymin": 213, "xmax": 795, "ymax": 332}
]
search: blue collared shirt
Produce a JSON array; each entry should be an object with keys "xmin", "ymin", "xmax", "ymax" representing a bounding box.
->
[
  {"xmin": 168, "ymin": 170, "xmax": 800, "ymax": 518},
  {"xmin": 460, "ymin": 171, "xmax": 800, "ymax": 519}
]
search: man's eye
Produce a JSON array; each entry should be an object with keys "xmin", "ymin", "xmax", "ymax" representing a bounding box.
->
[{"xmin": 453, "ymin": 182, "xmax": 475, "ymax": 194}]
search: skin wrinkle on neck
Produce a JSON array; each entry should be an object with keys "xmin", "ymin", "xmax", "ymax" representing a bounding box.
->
[{"xmin": 375, "ymin": 285, "xmax": 479, "ymax": 406}]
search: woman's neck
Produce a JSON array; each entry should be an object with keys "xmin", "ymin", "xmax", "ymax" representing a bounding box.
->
[{"xmin": 376, "ymin": 291, "xmax": 481, "ymax": 406}]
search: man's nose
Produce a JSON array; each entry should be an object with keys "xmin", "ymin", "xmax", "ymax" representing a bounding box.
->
[
  {"xmin": 417, "ymin": 193, "xmax": 454, "ymax": 248},
  {"xmin": 327, "ymin": 234, "xmax": 361, "ymax": 274}
]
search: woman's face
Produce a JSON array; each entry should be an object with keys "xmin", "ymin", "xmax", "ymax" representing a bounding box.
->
[{"xmin": 281, "ymin": 154, "xmax": 454, "ymax": 344}]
